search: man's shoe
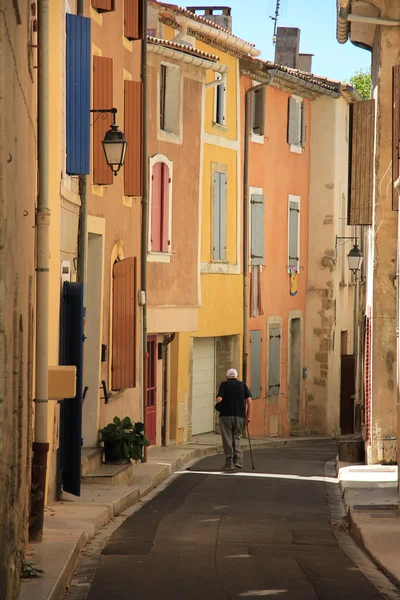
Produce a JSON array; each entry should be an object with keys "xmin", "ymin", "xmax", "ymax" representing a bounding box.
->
[
  {"xmin": 222, "ymin": 464, "xmax": 233, "ymax": 471},
  {"xmin": 234, "ymin": 463, "xmax": 243, "ymax": 469}
]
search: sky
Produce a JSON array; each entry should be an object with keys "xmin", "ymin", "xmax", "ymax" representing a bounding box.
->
[{"xmin": 188, "ymin": 0, "xmax": 372, "ymax": 82}]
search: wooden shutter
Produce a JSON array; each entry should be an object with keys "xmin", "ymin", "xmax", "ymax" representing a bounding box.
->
[
  {"xmin": 301, "ymin": 101, "xmax": 306, "ymax": 148},
  {"xmin": 268, "ymin": 326, "xmax": 281, "ymax": 397},
  {"xmin": 213, "ymin": 172, "xmax": 227, "ymax": 260},
  {"xmin": 112, "ymin": 257, "xmax": 137, "ymax": 390},
  {"xmin": 393, "ymin": 66, "xmax": 400, "ymax": 211},
  {"xmin": 124, "ymin": 80, "xmax": 142, "ymax": 197},
  {"xmin": 66, "ymin": 14, "xmax": 91, "ymax": 175},
  {"xmin": 287, "ymin": 97, "xmax": 300, "ymax": 145},
  {"xmin": 151, "ymin": 163, "xmax": 163, "ymax": 252},
  {"xmin": 124, "ymin": 0, "xmax": 143, "ymax": 40},
  {"xmin": 161, "ymin": 163, "xmax": 170, "ymax": 252},
  {"xmin": 252, "ymin": 88, "xmax": 266, "ymax": 136},
  {"xmin": 93, "ymin": 56, "xmax": 113, "ymax": 186},
  {"xmin": 92, "ymin": 0, "xmax": 113, "ymax": 11},
  {"xmin": 250, "ymin": 330, "xmax": 262, "ymax": 399},
  {"xmin": 288, "ymin": 199, "xmax": 300, "ymax": 269},
  {"xmin": 251, "ymin": 194, "xmax": 264, "ymax": 266},
  {"xmin": 216, "ymin": 81, "xmax": 226, "ymax": 125},
  {"xmin": 348, "ymin": 99, "xmax": 375, "ymax": 225}
]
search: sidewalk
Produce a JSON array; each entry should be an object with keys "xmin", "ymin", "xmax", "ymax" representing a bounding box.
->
[
  {"xmin": 19, "ymin": 433, "xmax": 333, "ymax": 600},
  {"xmin": 337, "ymin": 461, "xmax": 399, "ymax": 584}
]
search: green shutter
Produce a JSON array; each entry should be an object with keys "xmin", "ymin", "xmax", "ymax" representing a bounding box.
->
[
  {"xmin": 268, "ymin": 326, "xmax": 281, "ymax": 397},
  {"xmin": 288, "ymin": 97, "xmax": 300, "ymax": 145},
  {"xmin": 288, "ymin": 200, "xmax": 300, "ymax": 270}
]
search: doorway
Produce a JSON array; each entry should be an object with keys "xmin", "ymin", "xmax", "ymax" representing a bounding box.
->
[
  {"xmin": 146, "ymin": 336, "xmax": 157, "ymax": 445},
  {"xmin": 289, "ymin": 317, "xmax": 301, "ymax": 424},
  {"xmin": 340, "ymin": 355, "xmax": 355, "ymax": 434}
]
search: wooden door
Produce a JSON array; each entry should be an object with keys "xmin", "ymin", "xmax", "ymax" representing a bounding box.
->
[
  {"xmin": 340, "ymin": 355, "xmax": 355, "ymax": 434},
  {"xmin": 146, "ymin": 337, "xmax": 157, "ymax": 445}
]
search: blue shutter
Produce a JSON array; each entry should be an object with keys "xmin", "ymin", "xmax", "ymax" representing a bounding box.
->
[
  {"xmin": 250, "ymin": 329, "xmax": 262, "ymax": 399},
  {"xmin": 66, "ymin": 14, "xmax": 91, "ymax": 175}
]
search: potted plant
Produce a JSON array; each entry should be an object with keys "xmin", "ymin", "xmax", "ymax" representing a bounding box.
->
[{"xmin": 99, "ymin": 416, "xmax": 150, "ymax": 464}]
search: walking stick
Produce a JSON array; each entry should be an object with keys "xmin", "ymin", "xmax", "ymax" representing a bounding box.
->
[{"xmin": 246, "ymin": 421, "xmax": 255, "ymax": 470}]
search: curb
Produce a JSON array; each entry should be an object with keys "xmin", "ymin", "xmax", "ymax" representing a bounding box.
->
[{"xmin": 20, "ymin": 436, "xmax": 336, "ymax": 600}]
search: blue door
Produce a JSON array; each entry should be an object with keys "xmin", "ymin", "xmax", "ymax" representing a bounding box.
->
[{"xmin": 59, "ymin": 281, "xmax": 84, "ymax": 496}]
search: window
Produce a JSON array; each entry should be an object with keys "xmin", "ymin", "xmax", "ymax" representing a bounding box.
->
[
  {"xmin": 112, "ymin": 257, "xmax": 137, "ymax": 390},
  {"xmin": 124, "ymin": 80, "xmax": 142, "ymax": 197},
  {"xmin": 124, "ymin": 0, "xmax": 143, "ymax": 40},
  {"xmin": 251, "ymin": 194, "xmax": 264, "ymax": 266},
  {"xmin": 288, "ymin": 195, "xmax": 300, "ymax": 271},
  {"xmin": 151, "ymin": 162, "xmax": 171, "ymax": 253},
  {"xmin": 92, "ymin": 0, "xmax": 113, "ymax": 12},
  {"xmin": 287, "ymin": 96, "xmax": 306, "ymax": 149},
  {"xmin": 252, "ymin": 87, "xmax": 266, "ymax": 136},
  {"xmin": 214, "ymin": 75, "xmax": 226, "ymax": 126},
  {"xmin": 212, "ymin": 171, "xmax": 227, "ymax": 261},
  {"xmin": 268, "ymin": 326, "xmax": 281, "ymax": 397},
  {"xmin": 159, "ymin": 64, "xmax": 181, "ymax": 135},
  {"xmin": 250, "ymin": 330, "xmax": 262, "ymax": 399},
  {"xmin": 66, "ymin": 14, "xmax": 91, "ymax": 176}
]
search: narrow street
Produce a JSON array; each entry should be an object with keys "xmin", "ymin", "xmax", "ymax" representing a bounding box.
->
[{"xmin": 69, "ymin": 445, "xmax": 393, "ymax": 600}]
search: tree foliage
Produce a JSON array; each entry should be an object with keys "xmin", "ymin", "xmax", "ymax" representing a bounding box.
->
[{"xmin": 348, "ymin": 68, "xmax": 371, "ymax": 100}]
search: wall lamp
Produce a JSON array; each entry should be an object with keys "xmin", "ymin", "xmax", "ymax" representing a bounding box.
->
[
  {"xmin": 335, "ymin": 236, "xmax": 363, "ymax": 274},
  {"xmin": 90, "ymin": 108, "xmax": 128, "ymax": 175}
]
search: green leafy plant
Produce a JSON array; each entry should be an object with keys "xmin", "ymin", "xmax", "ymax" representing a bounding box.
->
[
  {"xmin": 99, "ymin": 417, "xmax": 150, "ymax": 464},
  {"xmin": 348, "ymin": 68, "xmax": 371, "ymax": 100}
]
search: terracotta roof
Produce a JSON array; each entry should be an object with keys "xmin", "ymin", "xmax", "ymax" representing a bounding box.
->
[
  {"xmin": 149, "ymin": 0, "xmax": 257, "ymax": 50},
  {"xmin": 147, "ymin": 35, "xmax": 219, "ymax": 60}
]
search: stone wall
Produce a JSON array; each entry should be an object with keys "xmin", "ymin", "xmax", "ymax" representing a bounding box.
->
[{"xmin": 0, "ymin": 3, "xmax": 37, "ymax": 598}]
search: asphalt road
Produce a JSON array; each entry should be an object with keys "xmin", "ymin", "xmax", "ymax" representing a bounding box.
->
[{"xmin": 85, "ymin": 445, "xmax": 390, "ymax": 599}]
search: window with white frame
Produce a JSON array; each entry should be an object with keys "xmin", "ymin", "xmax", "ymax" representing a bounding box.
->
[
  {"xmin": 287, "ymin": 96, "xmax": 306, "ymax": 149},
  {"xmin": 150, "ymin": 160, "xmax": 172, "ymax": 253},
  {"xmin": 214, "ymin": 74, "xmax": 226, "ymax": 126},
  {"xmin": 288, "ymin": 195, "xmax": 300, "ymax": 271},
  {"xmin": 160, "ymin": 63, "xmax": 181, "ymax": 135},
  {"xmin": 212, "ymin": 170, "xmax": 227, "ymax": 261},
  {"xmin": 252, "ymin": 87, "xmax": 266, "ymax": 136}
]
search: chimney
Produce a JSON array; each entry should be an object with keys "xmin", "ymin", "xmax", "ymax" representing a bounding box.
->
[
  {"xmin": 186, "ymin": 6, "xmax": 233, "ymax": 32},
  {"xmin": 298, "ymin": 53, "xmax": 313, "ymax": 73},
  {"xmin": 274, "ymin": 27, "xmax": 300, "ymax": 69}
]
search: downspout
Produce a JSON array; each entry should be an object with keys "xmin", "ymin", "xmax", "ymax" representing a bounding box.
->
[
  {"xmin": 30, "ymin": 0, "xmax": 50, "ymax": 542},
  {"xmin": 141, "ymin": 0, "xmax": 148, "ymax": 460},
  {"xmin": 242, "ymin": 75, "xmax": 275, "ymax": 383},
  {"xmin": 162, "ymin": 333, "xmax": 175, "ymax": 446},
  {"xmin": 77, "ymin": 4, "xmax": 87, "ymax": 302}
]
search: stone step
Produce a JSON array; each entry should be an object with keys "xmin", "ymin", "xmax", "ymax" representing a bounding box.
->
[
  {"xmin": 83, "ymin": 462, "xmax": 136, "ymax": 486},
  {"xmin": 81, "ymin": 447, "xmax": 103, "ymax": 477}
]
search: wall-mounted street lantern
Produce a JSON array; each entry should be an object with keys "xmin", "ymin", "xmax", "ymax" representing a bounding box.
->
[
  {"xmin": 347, "ymin": 243, "xmax": 363, "ymax": 274},
  {"xmin": 90, "ymin": 108, "xmax": 128, "ymax": 175}
]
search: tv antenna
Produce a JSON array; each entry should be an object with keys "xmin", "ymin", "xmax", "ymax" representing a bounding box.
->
[{"xmin": 270, "ymin": 0, "xmax": 280, "ymax": 45}]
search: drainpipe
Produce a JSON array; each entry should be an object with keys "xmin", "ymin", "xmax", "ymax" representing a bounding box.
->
[
  {"xmin": 338, "ymin": 7, "xmax": 400, "ymax": 27},
  {"xmin": 162, "ymin": 333, "xmax": 175, "ymax": 446},
  {"xmin": 242, "ymin": 75, "xmax": 275, "ymax": 383},
  {"xmin": 141, "ymin": 0, "xmax": 148, "ymax": 460},
  {"xmin": 77, "ymin": 5, "xmax": 87, "ymax": 303},
  {"xmin": 30, "ymin": 0, "xmax": 50, "ymax": 542}
]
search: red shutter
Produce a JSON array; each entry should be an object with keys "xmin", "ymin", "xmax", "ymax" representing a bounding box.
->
[
  {"xmin": 161, "ymin": 163, "xmax": 170, "ymax": 252},
  {"xmin": 124, "ymin": 0, "xmax": 143, "ymax": 40},
  {"xmin": 93, "ymin": 56, "xmax": 113, "ymax": 186},
  {"xmin": 112, "ymin": 257, "xmax": 137, "ymax": 390},
  {"xmin": 124, "ymin": 80, "xmax": 142, "ymax": 197},
  {"xmin": 151, "ymin": 163, "xmax": 163, "ymax": 252},
  {"xmin": 393, "ymin": 65, "xmax": 400, "ymax": 210},
  {"xmin": 92, "ymin": 0, "xmax": 113, "ymax": 11}
]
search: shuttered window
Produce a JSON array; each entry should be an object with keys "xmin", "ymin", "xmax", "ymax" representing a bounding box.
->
[
  {"xmin": 93, "ymin": 56, "xmax": 113, "ymax": 186},
  {"xmin": 66, "ymin": 14, "xmax": 91, "ymax": 175},
  {"xmin": 250, "ymin": 330, "xmax": 262, "ymax": 399},
  {"xmin": 252, "ymin": 87, "xmax": 266, "ymax": 136},
  {"xmin": 268, "ymin": 326, "xmax": 281, "ymax": 397},
  {"xmin": 348, "ymin": 99, "xmax": 375, "ymax": 225},
  {"xmin": 124, "ymin": 0, "xmax": 143, "ymax": 40},
  {"xmin": 288, "ymin": 196, "xmax": 300, "ymax": 271},
  {"xmin": 251, "ymin": 194, "xmax": 264, "ymax": 265},
  {"xmin": 112, "ymin": 257, "xmax": 137, "ymax": 390},
  {"xmin": 124, "ymin": 80, "xmax": 142, "ymax": 197},
  {"xmin": 160, "ymin": 64, "xmax": 180, "ymax": 134},
  {"xmin": 215, "ymin": 77, "xmax": 226, "ymax": 126},
  {"xmin": 393, "ymin": 66, "xmax": 400, "ymax": 211},
  {"xmin": 151, "ymin": 162, "xmax": 171, "ymax": 252},
  {"xmin": 212, "ymin": 172, "xmax": 227, "ymax": 261},
  {"xmin": 92, "ymin": 0, "xmax": 113, "ymax": 12},
  {"xmin": 287, "ymin": 97, "xmax": 306, "ymax": 147}
]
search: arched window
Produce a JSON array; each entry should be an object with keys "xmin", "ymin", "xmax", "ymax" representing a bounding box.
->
[{"xmin": 151, "ymin": 161, "xmax": 171, "ymax": 253}]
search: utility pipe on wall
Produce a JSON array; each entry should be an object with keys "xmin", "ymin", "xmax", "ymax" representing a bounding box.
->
[
  {"xmin": 30, "ymin": 0, "xmax": 51, "ymax": 542},
  {"xmin": 77, "ymin": 2, "xmax": 87, "ymax": 302},
  {"xmin": 242, "ymin": 75, "xmax": 275, "ymax": 383}
]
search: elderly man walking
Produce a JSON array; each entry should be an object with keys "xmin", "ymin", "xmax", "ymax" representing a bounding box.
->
[{"xmin": 215, "ymin": 368, "xmax": 252, "ymax": 471}]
